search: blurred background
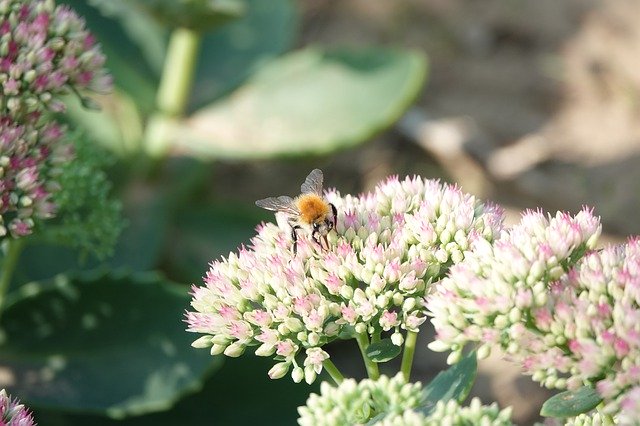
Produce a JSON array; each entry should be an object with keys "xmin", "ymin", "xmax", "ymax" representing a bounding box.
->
[{"xmin": 11, "ymin": 0, "xmax": 640, "ymax": 424}]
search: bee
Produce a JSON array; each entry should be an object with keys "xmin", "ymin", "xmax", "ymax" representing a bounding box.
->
[{"xmin": 256, "ymin": 169, "xmax": 337, "ymax": 254}]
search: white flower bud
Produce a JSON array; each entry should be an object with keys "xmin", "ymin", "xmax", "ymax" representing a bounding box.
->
[
  {"xmin": 223, "ymin": 342, "xmax": 245, "ymax": 357},
  {"xmin": 291, "ymin": 366, "xmax": 304, "ymax": 383},
  {"xmin": 268, "ymin": 362, "xmax": 290, "ymax": 380},
  {"xmin": 391, "ymin": 332, "xmax": 404, "ymax": 346},
  {"xmin": 191, "ymin": 336, "xmax": 212, "ymax": 348}
]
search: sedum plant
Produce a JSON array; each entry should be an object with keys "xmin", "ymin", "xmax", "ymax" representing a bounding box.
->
[
  {"xmin": 187, "ymin": 176, "xmax": 504, "ymax": 384},
  {"xmin": 0, "ymin": 389, "xmax": 36, "ymax": 426},
  {"xmin": 187, "ymin": 169, "xmax": 640, "ymax": 424}
]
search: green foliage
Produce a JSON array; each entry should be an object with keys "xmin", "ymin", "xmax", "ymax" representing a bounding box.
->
[
  {"xmin": 0, "ymin": 271, "xmax": 217, "ymax": 418},
  {"xmin": 176, "ymin": 47, "xmax": 428, "ymax": 159},
  {"xmin": 190, "ymin": 0, "xmax": 297, "ymax": 110},
  {"xmin": 166, "ymin": 203, "xmax": 260, "ymax": 283},
  {"xmin": 366, "ymin": 339, "xmax": 402, "ymax": 363},
  {"xmin": 42, "ymin": 133, "xmax": 123, "ymax": 260},
  {"xmin": 31, "ymin": 356, "xmax": 317, "ymax": 425},
  {"xmin": 417, "ymin": 351, "xmax": 478, "ymax": 416},
  {"xmin": 127, "ymin": 0, "xmax": 245, "ymax": 32},
  {"xmin": 540, "ymin": 387, "xmax": 603, "ymax": 418}
]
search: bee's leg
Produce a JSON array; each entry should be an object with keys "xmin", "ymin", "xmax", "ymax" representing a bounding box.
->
[
  {"xmin": 291, "ymin": 225, "xmax": 301, "ymax": 255},
  {"xmin": 322, "ymin": 235, "xmax": 329, "ymax": 250},
  {"xmin": 330, "ymin": 203, "xmax": 337, "ymax": 229},
  {"xmin": 311, "ymin": 230, "xmax": 321, "ymax": 247}
]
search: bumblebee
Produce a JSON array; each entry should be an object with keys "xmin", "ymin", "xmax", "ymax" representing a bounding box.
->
[{"xmin": 256, "ymin": 169, "xmax": 337, "ymax": 254}]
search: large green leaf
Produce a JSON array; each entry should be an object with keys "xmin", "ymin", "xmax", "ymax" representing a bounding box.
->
[
  {"xmin": 31, "ymin": 355, "xmax": 318, "ymax": 425},
  {"xmin": 190, "ymin": 0, "xmax": 297, "ymax": 111},
  {"xmin": 174, "ymin": 46, "xmax": 428, "ymax": 159},
  {"xmin": 0, "ymin": 272, "xmax": 217, "ymax": 418},
  {"xmin": 166, "ymin": 203, "xmax": 260, "ymax": 284},
  {"xmin": 417, "ymin": 350, "xmax": 477, "ymax": 416},
  {"xmin": 107, "ymin": 185, "xmax": 171, "ymax": 272},
  {"xmin": 540, "ymin": 387, "xmax": 603, "ymax": 418}
]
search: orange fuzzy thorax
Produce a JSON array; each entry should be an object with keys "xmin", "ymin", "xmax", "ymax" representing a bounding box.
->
[{"xmin": 295, "ymin": 194, "xmax": 330, "ymax": 224}]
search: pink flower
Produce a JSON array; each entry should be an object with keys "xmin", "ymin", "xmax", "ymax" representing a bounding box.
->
[
  {"xmin": 187, "ymin": 176, "xmax": 504, "ymax": 383},
  {"xmin": 0, "ymin": 0, "xmax": 111, "ymax": 120},
  {"xmin": 0, "ymin": 389, "xmax": 36, "ymax": 425},
  {"xmin": 0, "ymin": 116, "xmax": 70, "ymax": 239}
]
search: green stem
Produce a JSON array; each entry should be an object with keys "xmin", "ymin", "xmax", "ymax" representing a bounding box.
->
[
  {"xmin": 0, "ymin": 239, "xmax": 25, "ymax": 314},
  {"xmin": 322, "ymin": 359, "xmax": 345, "ymax": 385},
  {"xmin": 400, "ymin": 330, "xmax": 418, "ymax": 382},
  {"xmin": 355, "ymin": 332, "xmax": 380, "ymax": 380},
  {"xmin": 144, "ymin": 26, "xmax": 202, "ymax": 158}
]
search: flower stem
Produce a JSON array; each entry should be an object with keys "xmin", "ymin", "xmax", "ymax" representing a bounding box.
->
[
  {"xmin": 0, "ymin": 239, "xmax": 25, "ymax": 314},
  {"xmin": 356, "ymin": 332, "xmax": 380, "ymax": 380},
  {"xmin": 400, "ymin": 330, "xmax": 418, "ymax": 381},
  {"xmin": 322, "ymin": 359, "xmax": 345, "ymax": 385},
  {"xmin": 144, "ymin": 26, "xmax": 202, "ymax": 158}
]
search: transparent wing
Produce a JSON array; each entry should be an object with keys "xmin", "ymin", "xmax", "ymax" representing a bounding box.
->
[
  {"xmin": 300, "ymin": 169, "xmax": 324, "ymax": 195},
  {"xmin": 255, "ymin": 196, "xmax": 298, "ymax": 214}
]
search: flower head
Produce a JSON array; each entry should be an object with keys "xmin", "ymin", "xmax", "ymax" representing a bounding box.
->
[
  {"xmin": 377, "ymin": 398, "xmax": 513, "ymax": 426},
  {"xmin": 187, "ymin": 176, "xmax": 503, "ymax": 382},
  {"xmin": 426, "ymin": 208, "xmax": 601, "ymax": 365},
  {"xmin": 297, "ymin": 374, "xmax": 513, "ymax": 426},
  {"xmin": 0, "ymin": 115, "xmax": 70, "ymax": 239},
  {"xmin": 0, "ymin": 389, "xmax": 36, "ymax": 425},
  {"xmin": 0, "ymin": 0, "xmax": 111, "ymax": 119},
  {"xmin": 297, "ymin": 374, "xmax": 424, "ymax": 426},
  {"xmin": 426, "ymin": 207, "xmax": 640, "ymax": 418}
]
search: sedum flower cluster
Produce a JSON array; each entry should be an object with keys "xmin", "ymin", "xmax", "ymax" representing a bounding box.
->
[
  {"xmin": 0, "ymin": 0, "xmax": 111, "ymax": 242},
  {"xmin": 297, "ymin": 374, "xmax": 513, "ymax": 426},
  {"xmin": 427, "ymin": 209, "xmax": 640, "ymax": 419},
  {"xmin": 564, "ymin": 412, "xmax": 609, "ymax": 426},
  {"xmin": 426, "ymin": 208, "xmax": 601, "ymax": 364},
  {"xmin": 297, "ymin": 374, "xmax": 423, "ymax": 426},
  {"xmin": 0, "ymin": 116, "xmax": 69, "ymax": 237},
  {"xmin": 378, "ymin": 398, "xmax": 513, "ymax": 426},
  {"xmin": 0, "ymin": 0, "xmax": 111, "ymax": 119},
  {"xmin": 0, "ymin": 388, "xmax": 35, "ymax": 426},
  {"xmin": 187, "ymin": 176, "xmax": 504, "ymax": 383}
]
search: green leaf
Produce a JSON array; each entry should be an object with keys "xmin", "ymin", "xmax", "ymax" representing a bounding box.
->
[
  {"xmin": 366, "ymin": 339, "xmax": 402, "ymax": 363},
  {"xmin": 190, "ymin": 0, "xmax": 296, "ymax": 111},
  {"xmin": 0, "ymin": 272, "xmax": 218, "ymax": 418},
  {"xmin": 107, "ymin": 186, "xmax": 170, "ymax": 272},
  {"xmin": 166, "ymin": 203, "xmax": 259, "ymax": 284},
  {"xmin": 12, "ymin": 182, "xmax": 169, "ymax": 286},
  {"xmin": 337, "ymin": 325, "xmax": 357, "ymax": 340},
  {"xmin": 417, "ymin": 350, "xmax": 477, "ymax": 416},
  {"xmin": 84, "ymin": 0, "xmax": 167, "ymax": 74},
  {"xmin": 32, "ymin": 356, "xmax": 318, "ymax": 425},
  {"xmin": 540, "ymin": 387, "xmax": 603, "ymax": 418},
  {"xmin": 133, "ymin": 0, "xmax": 246, "ymax": 32},
  {"xmin": 174, "ymin": 46, "xmax": 428, "ymax": 159},
  {"xmin": 63, "ymin": 92, "xmax": 145, "ymax": 157}
]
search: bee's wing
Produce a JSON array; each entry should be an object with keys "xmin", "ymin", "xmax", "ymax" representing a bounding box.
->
[
  {"xmin": 300, "ymin": 168, "xmax": 324, "ymax": 195},
  {"xmin": 255, "ymin": 196, "xmax": 299, "ymax": 215}
]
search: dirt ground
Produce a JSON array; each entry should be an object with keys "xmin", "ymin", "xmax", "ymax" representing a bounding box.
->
[{"xmin": 213, "ymin": 1, "xmax": 640, "ymax": 423}]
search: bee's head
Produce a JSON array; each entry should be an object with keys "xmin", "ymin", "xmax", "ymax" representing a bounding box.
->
[
  {"xmin": 313, "ymin": 219, "xmax": 332, "ymax": 236},
  {"xmin": 312, "ymin": 203, "xmax": 337, "ymax": 236}
]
